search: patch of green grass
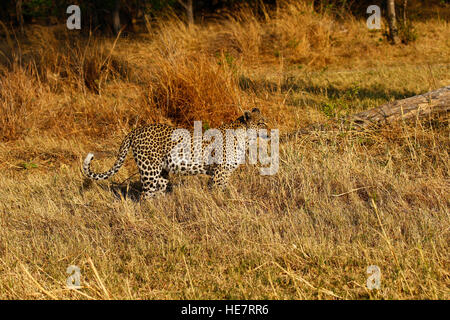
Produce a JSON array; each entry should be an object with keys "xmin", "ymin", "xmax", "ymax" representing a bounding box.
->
[{"xmin": 20, "ymin": 162, "xmax": 38, "ymax": 170}]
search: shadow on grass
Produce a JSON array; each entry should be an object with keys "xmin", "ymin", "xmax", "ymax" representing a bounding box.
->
[
  {"xmin": 239, "ymin": 75, "xmax": 419, "ymax": 102},
  {"xmin": 298, "ymin": 84, "xmax": 418, "ymax": 102},
  {"xmin": 110, "ymin": 180, "xmax": 143, "ymax": 202},
  {"xmin": 81, "ymin": 176, "xmax": 174, "ymax": 202}
]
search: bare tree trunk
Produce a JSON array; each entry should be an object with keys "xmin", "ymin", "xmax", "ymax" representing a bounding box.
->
[
  {"xmin": 402, "ymin": 0, "xmax": 408, "ymax": 26},
  {"xmin": 113, "ymin": 0, "xmax": 121, "ymax": 34},
  {"xmin": 178, "ymin": 0, "xmax": 194, "ymax": 26},
  {"xmin": 387, "ymin": 0, "xmax": 400, "ymax": 44},
  {"xmin": 16, "ymin": 0, "xmax": 24, "ymax": 34}
]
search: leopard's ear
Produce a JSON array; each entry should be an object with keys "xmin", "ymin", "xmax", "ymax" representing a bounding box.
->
[
  {"xmin": 236, "ymin": 115, "xmax": 246, "ymax": 123},
  {"xmin": 251, "ymin": 107, "xmax": 261, "ymax": 114},
  {"xmin": 236, "ymin": 110, "xmax": 252, "ymax": 123}
]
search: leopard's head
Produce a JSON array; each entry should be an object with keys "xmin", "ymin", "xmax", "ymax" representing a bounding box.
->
[{"xmin": 236, "ymin": 108, "xmax": 268, "ymax": 131}]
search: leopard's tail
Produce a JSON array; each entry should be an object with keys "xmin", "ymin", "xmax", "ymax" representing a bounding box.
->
[{"xmin": 82, "ymin": 132, "xmax": 133, "ymax": 180}]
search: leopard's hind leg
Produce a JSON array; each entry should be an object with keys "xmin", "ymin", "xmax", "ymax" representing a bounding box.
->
[{"xmin": 136, "ymin": 157, "xmax": 170, "ymax": 199}]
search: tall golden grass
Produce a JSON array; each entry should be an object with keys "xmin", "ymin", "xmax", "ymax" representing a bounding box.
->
[{"xmin": 0, "ymin": 0, "xmax": 448, "ymax": 299}]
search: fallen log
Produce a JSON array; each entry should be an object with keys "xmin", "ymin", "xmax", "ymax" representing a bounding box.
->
[{"xmin": 350, "ymin": 85, "xmax": 449, "ymax": 129}]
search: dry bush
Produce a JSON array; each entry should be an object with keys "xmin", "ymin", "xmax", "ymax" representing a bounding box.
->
[
  {"xmin": 0, "ymin": 68, "xmax": 124, "ymax": 141},
  {"xmin": 0, "ymin": 68, "xmax": 46, "ymax": 141},
  {"xmin": 147, "ymin": 52, "xmax": 241, "ymax": 127},
  {"xmin": 207, "ymin": 8, "xmax": 264, "ymax": 63},
  {"xmin": 261, "ymin": 1, "xmax": 337, "ymax": 65},
  {"xmin": 144, "ymin": 20, "xmax": 242, "ymax": 127},
  {"xmin": 0, "ymin": 26, "xmax": 149, "ymax": 141},
  {"xmin": 202, "ymin": 1, "xmax": 357, "ymax": 67},
  {"xmin": 8, "ymin": 26, "xmax": 130, "ymax": 94}
]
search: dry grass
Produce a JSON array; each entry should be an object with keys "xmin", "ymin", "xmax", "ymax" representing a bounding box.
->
[{"xmin": 0, "ymin": 0, "xmax": 449, "ymax": 299}]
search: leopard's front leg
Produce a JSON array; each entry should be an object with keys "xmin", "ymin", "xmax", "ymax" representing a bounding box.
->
[{"xmin": 207, "ymin": 163, "xmax": 238, "ymax": 190}]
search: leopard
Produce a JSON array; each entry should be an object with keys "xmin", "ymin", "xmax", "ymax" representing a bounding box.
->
[{"xmin": 82, "ymin": 108, "xmax": 268, "ymax": 199}]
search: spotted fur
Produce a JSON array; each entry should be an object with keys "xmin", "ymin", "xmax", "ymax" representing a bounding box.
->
[{"xmin": 82, "ymin": 108, "xmax": 267, "ymax": 199}]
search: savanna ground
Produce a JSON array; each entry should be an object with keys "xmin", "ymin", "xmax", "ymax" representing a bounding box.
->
[{"xmin": 0, "ymin": 1, "xmax": 449, "ymax": 299}]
